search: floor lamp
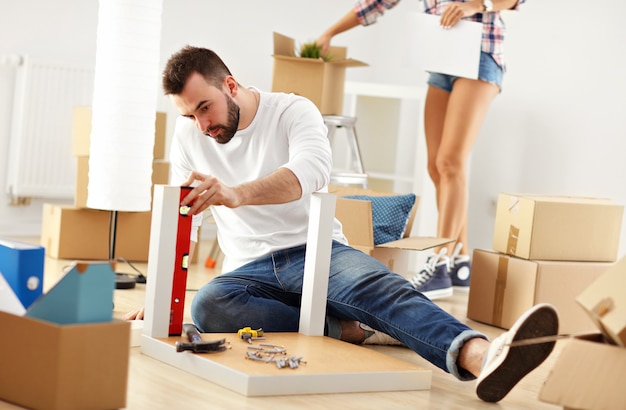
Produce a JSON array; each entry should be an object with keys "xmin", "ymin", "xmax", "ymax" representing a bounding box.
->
[
  {"xmin": 108, "ymin": 210, "xmax": 146, "ymax": 289},
  {"xmin": 87, "ymin": 0, "xmax": 163, "ymax": 289}
]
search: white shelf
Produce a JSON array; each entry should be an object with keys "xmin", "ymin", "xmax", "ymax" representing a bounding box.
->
[
  {"xmin": 345, "ymin": 81, "xmax": 426, "ymax": 101},
  {"xmin": 367, "ymin": 171, "xmax": 415, "ymax": 183}
]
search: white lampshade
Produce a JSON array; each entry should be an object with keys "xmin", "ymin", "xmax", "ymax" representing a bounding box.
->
[{"xmin": 87, "ymin": 0, "xmax": 163, "ymax": 212}]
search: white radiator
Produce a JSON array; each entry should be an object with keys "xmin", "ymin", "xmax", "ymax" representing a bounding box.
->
[{"xmin": 4, "ymin": 55, "xmax": 94, "ymax": 200}]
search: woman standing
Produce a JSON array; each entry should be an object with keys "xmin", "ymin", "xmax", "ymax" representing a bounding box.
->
[{"xmin": 318, "ymin": 0, "xmax": 524, "ymax": 299}]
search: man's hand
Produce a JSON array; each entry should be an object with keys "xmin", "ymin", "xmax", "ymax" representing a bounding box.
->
[
  {"xmin": 181, "ymin": 171, "xmax": 241, "ymax": 215},
  {"xmin": 123, "ymin": 307, "xmax": 145, "ymax": 320}
]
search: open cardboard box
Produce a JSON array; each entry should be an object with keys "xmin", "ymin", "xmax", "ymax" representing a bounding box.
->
[
  {"xmin": 0, "ymin": 262, "xmax": 130, "ymax": 409},
  {"xmin": 328, "ymin": 185, "xmax": 451, "ymax": 274},
  {"xmin": 0, "ymin": 311, "xmax": 130, "ymax": 410},
  {"xmin": 271, "ymin": 32, "xmax": 367, "ymax": 115},
  {"xmin": 576, "ymin": 256, "xmax": 626, "ymax": 346},
  {"xmin": 539, "ymin": 333, "xmax": 626, "ymax": 410},
  {"xmin": 539, "ymin": 256, "xmax": 626, "ymax": 409}
]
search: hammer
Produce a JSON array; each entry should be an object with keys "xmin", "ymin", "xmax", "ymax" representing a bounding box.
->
[{"xmin": 175, "ymin": 323, "xmax": 228, "ymax": 353}]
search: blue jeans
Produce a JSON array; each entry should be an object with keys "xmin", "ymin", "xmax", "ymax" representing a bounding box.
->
[
  {"xmin": 191, "ymin": 241, "xmax": 487, "ymax": 380},
  {"xmin": 427, "ymin": 52, "xmax": 504, "ymax": 92}
]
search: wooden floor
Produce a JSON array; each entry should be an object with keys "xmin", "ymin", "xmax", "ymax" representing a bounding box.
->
[{"xmin": 1, "ymin": 238, "xmax": 562, "ymax": 410}]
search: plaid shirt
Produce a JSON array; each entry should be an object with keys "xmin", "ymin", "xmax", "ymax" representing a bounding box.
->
[{"xmin": 354, "ymin": 0, "xmax": 525, "ymax": 71}]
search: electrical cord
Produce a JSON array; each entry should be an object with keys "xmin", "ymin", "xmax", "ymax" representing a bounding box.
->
[{"xmin": 114, "ymin": 257, "xmax": 147, "ymax": 283}]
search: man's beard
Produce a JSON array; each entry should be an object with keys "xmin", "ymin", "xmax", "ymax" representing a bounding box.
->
[{"xmin": 205, "ymin": 92, "xmax": 240, "ymax": 144}]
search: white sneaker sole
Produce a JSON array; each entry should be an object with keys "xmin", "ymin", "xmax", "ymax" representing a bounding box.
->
[
  {"xmin": 476, "ymin": 303, "xmax": 559, "ymax": 402},
  {"xmin": 421, "ymin": 286, "xmax": 454, "ymax": 300}
]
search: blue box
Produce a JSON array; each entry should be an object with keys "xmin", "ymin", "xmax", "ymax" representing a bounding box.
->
[{"xmin": 0, "ymin": 239, "xmax": 44, "ymax": 309}]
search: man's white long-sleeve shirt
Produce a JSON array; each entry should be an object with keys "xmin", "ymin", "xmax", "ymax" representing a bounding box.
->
[{"xmin": 169, "ymin": 90, "xmax": 347, "ymax": 272}]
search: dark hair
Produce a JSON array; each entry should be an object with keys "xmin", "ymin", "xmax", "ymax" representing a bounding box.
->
[{"xmin": 162, "ymin": 45, "xmax": 232, "ymax": 95}]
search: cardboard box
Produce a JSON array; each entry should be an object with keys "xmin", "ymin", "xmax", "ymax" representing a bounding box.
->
[
  {"xmin": 577, "ymin": 256, "xmax": 626, "ymax": 347},
  {"xmin": 539, "ymin": 334, "xmax": 626, "ymax": 410},
  {"xmin": 467, "ymin": 249, "xmax": 613, "ymax": 333},
  {"xmin": 41, "ymin": 204, "xmax": 152, "ymax": 261},
  {"xmin": 540, "ymin": 257, "xmax": 626, "ymax": 409},
  {"xmin": 0, "ymin": 239, "xmax": 44, "ymax": 309},
  {"xmin": 72, "ymin": 106, "xmax": 167, "ymax": 159},
  {"xmin": 329, "ymin": 185, "xmax": 451, "ymax": 275},
  {"xmin": 74, "ymin": 156, "xmax": 170, "ymax": 208},
  {"xmin": 493, "ymin": 193, "xmax": 623, "ymax": 262},
  {"xmin": 0, "ymin": 311, "xmax": 130, "ymax": 410},
  {"xmin": 271, "ymin": 32, "xmax": 367, "ymax": 115}
]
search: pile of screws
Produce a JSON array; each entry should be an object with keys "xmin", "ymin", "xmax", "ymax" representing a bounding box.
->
[{"xmin": 245, "ymin": 343, "xmax": 306, "ymax": 369}]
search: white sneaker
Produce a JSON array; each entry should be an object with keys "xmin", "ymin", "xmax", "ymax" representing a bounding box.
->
[
  {"xmin": 360, "ymin": 323, "xmax": 405, "ymax": 346},
  {"xmin": 476, "ymin": 303, "xmax": 559, "ymax": 402}
]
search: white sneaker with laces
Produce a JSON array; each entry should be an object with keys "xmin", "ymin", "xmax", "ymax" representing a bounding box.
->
[{"xmin": 476, "ymin": 303, "xmax": 559, "ymax": 402}]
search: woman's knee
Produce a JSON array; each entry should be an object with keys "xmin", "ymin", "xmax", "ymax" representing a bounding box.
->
[
  {"xmin": 427, "ymin": 161, "xmax": 440, "ymax": 185},
  {"xmin": 435, "ymin": 154, "xmax": 465, "ymax": 180}
]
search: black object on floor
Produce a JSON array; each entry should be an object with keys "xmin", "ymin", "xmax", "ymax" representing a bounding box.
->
[{"xmin": 115, "ymin": 273, "xmax": 137, "ymax": 289}]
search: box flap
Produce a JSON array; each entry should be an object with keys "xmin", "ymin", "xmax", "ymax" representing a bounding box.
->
[
  {"xmin": 577, "ymin": 256, "xmax": 626, "ymax": 346},
  {"xmin": 539, "ymin": 338, "xmax": 626, "ymax": 409},
  {"xmin": 503, "ymin": 192, "xmax": 618, "ymax": 205},
  {"xmin": 273, "ymin": 32, "xmax": 295, "ymax": 57},
  {"xmin": 26, "ymin": 262, "xmax": 115, "ymax": 325},
  {"xmin": 377, "ymin": 237, "xmax": 453, "ymax": 251},
  {"xmin": 329, "ymin": 185, "xmax": 420, "ymax": 238},
  {"xmin": 335, "ymin": 198, "xmax": 374, "ymax": 249}
]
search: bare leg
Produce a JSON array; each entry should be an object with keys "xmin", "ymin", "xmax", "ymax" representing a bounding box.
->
[
  {"xmin": 339, "ymin": 320, "xmax": 366, "ymax": 343},
  {"xmin": 424, "ymin": 79, "xmax": 498, "ymax": 254},
  {"xmin": 458, "ymin": 337, "xmax": 490, "ymax": 377}
]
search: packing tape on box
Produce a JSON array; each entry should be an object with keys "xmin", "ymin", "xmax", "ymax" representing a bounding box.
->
[
  {"xmin": 493, "ymin": 255, "xmax": 509, "ymax": 327},
  {"xmin": 591, "ymin": 297, "xmax": 615, "ymax": 318},
  {"xmin": 590, "ymin": 297, "xmax": 616, "ymax": 339},
  {"xmin": 506, "ymin": 224, "xmax": 519, "ymax": 255}
]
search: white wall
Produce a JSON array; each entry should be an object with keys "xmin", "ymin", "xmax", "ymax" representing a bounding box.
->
[{"xmin": 1, "ymin": 0, "xmax": 625, "ymax": 259}]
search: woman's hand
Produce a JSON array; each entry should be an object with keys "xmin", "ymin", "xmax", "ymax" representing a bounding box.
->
[
  {"xmin": 440, "ymin": 1, "xmax": 483, "ymax": 29},
  {"xmin": 316, "ymin": 33, "xmax": 333, "ymax": 56}
]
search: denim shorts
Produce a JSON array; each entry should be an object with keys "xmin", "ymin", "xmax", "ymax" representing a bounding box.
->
[{"xmin": 427, "ymin": 52, "xmax": 503, "ymax": 92}]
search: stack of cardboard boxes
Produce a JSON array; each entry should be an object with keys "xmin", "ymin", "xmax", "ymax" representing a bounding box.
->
[
  {"xmin": 467, "ymin": 193, "xmax": 623, "ymax": 334},
  {"xmin": 468, "ymin": 193, "xmax": 626, "ymax": 407},
  {"xmin": 40, "ymin": 107, "xmax": 170, "ymax": 262}
]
